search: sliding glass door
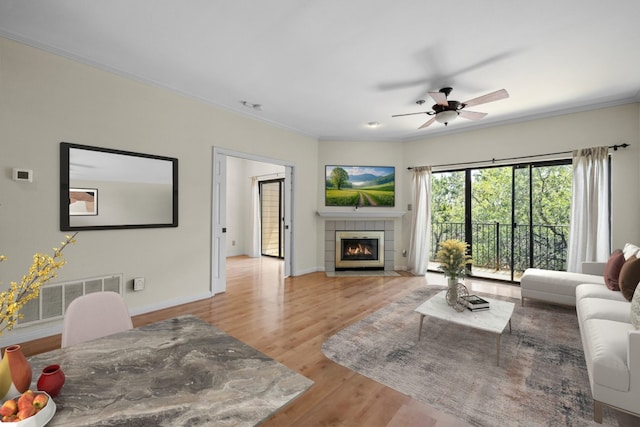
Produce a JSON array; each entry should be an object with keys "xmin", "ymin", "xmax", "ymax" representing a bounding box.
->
[
  {"xmin": 470, "ymin": 166, "xmax": 514, "ymax": 280},
  {"xmin": 431, "ymin": 160, "xmax": 571, "ymax": 281},
  {"xmin": 259, "ymin": 179, "xmax": 285, "ymax": 258}
]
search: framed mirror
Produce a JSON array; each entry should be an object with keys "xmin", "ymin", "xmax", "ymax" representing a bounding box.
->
[{"xmin": 60, "ymin": 142, "xmax": 178, "ymax": 231}]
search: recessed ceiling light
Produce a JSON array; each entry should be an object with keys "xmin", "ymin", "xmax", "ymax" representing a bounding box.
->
[{"xmin": 367, "ymin": 122, "xmax": 380, "ymax": 128}]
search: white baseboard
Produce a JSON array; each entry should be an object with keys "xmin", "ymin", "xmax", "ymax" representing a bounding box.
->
[
  {"xmin": 127, "ymin": 291, "xmax": 213, "ymax": 317},
  {"xmin": 294, "ymin": 266, "xmax": 324, "ymax": 275}
]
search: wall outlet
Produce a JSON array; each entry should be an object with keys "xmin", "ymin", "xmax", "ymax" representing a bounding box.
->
[
  {"xmin": 232, "ymin": 240, "xmax": 236, "ymax": 246},
  {"xmin": 133, "ymin": 277, "xmax": 145, "ymax": 291}
]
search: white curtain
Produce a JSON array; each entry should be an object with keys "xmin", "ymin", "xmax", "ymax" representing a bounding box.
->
[
  {"xmin": 248, "ymin": 177, "xmax": 262, "ymax": 258},
  {"xmin": 408, "ymin": 166, "xmax": 432, "ymax": 275},
  {"xmin": 566, "ymin": 146, "xmax": 610, "ymax": 272}
]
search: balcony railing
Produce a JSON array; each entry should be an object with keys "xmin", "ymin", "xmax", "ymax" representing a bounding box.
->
[{"xmin": 431, "ymin": 222, "xmax": 569, "ymax": 278}]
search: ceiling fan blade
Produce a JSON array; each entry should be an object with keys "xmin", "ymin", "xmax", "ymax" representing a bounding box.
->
[
  {"xmin": 418, "ymin": 117, "xmax": 437, "ymax": 129},
  {"xmin": 392, "ymin": 111, "xmax": 431, "ymax": 117},
  {"xmin": 428, "ymin": 91, "xmax": 448, "ymax": 106},
  {"xmin": 463, "ymin": 89, "xmax": 509, "ymax": 107},
  {"xmin": 458, "ymin": 110, "xmax": 488, "ymax": 121}
]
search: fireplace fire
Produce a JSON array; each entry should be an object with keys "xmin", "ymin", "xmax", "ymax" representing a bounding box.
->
[
  {"xmin": 335, "ymin": 231, "xmax": 384, "ymax": 270},
  {"xmin": 344, "ymin": 242, "xmax": 374, "ymax": 259}
]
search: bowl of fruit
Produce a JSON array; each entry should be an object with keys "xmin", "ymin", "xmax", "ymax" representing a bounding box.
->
[{"xmin": 0, "ymin": 391, "xmax": 55, "ymax": 426}]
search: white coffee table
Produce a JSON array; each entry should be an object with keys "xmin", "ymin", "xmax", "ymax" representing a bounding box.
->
[{"xmin": 415, "ymin": 290, "xmax": 515, "ymax": 366}]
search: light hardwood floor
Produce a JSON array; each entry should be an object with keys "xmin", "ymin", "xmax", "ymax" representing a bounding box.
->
[{"xmin": 19, "ymin": 257, "xmax": 630, "ymax": 426}]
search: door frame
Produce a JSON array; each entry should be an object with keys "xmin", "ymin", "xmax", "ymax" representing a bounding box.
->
[{"xmin": 211, "ymin": 147, "xmax": 295, "ymax": 294}]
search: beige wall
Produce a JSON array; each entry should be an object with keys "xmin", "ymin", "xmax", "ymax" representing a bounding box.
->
[
  {"xmin": 2, "ymin": 34, "xmax": 639, "ymax": 344},
  {"xmin": 0, "ymin": 37, "xmax": 317, "ymax": 344}
]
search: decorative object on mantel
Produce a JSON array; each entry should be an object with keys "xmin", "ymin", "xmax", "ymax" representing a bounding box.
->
[
  {"xmin": 0, "ymin": 233, "xmax": 77, "ymax": 401},
  {"xmin": 435, "ymin": 239, "xmax": 472, "ymax": 310},
  {"xmin": 37, "ymin": 364, "xmax": 65, "ymax": 398},
  {"xmin": 0, "ymin": 344, "xmax": 31, "ymax": 402}
]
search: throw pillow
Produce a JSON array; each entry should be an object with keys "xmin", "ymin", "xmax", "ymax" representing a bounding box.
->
[
  {"xmin": 618, "ymin": 255, "xmax": 640, "ymax": 301},
  {"xmin": 604, "ymin": 249, "xmax": 625, "ymax": 291},
  {"xmin": 623, "ymin": 243, "xmax": 640, "ymax": 260},
  {"xmin": 632, "ymin": 286, "xmax": 640, "ymax": 330}
]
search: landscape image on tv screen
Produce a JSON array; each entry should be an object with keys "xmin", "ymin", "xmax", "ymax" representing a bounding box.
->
[{"xmin": 325, "ymin": 165, "xmax": 395, "ymax": 207}]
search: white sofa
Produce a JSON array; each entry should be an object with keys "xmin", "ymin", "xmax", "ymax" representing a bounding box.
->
[
  {"xmin": 576, "ymin": 280, "xmax": 639, "ymax": 422},
  {"xmin": 521, "ymin": 243, "xmax": 640, "ymax": 307},
  {"xmin": 521, "ymin": 255, "xmax": 640, "ymax": 422}
]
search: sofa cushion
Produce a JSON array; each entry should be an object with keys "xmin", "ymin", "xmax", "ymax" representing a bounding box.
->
[
  {"xmin": 576, "ymin": 284, "xmax": 628, "ymax": 302},
  {"xmin": 622, "ymin": 243, "xmax": 640, "ymax": 260},
  {"xmin": 619, "ymin": 256, "xmax": 640, "ymax": 301},
  {"xmin": 631, "ymin": 286, "xmax": 640, "ymax": 330},
  {"xmin": 582, "ymin": 318, "xmax": 633, "ymax": 392},
  {"xmin": 577, "ymin": 297, "xmax": 631, "ymax": 323},
  {"xmin": 604, "ymin": 249, "xmax": 625, "ymax": 291},
  {"xmin": 521, "ymin": 268, "xmax": 603, "ymax": 297}
]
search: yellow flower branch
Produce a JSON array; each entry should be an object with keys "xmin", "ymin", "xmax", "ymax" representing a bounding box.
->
[{"xmin": 0, "ymin": 233, "xmax": 77, "ymax": 335}]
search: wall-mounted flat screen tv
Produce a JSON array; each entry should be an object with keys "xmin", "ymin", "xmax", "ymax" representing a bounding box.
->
[{"xmin": 325, "ymin": 165, "xmax": 395, "ymax": 207}]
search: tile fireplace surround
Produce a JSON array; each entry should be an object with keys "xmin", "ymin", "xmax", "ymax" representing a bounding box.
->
[{"xmin": 325, "ymin": 220, "xmax": 394, "ymax": 272}]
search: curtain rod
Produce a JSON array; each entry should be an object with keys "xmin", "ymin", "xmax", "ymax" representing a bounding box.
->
[
  {"xmin": 407, "ymin": 143, "xmax": 629, "ymax": 170},
  {"xmin": 250, "ymin": 172, "xmax": 285, "ymax": 179}
]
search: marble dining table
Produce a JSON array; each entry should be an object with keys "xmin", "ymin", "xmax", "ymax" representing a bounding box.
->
[{"xmin": 27, "ymin": 315, "xmax": 313, "ymax": 426}]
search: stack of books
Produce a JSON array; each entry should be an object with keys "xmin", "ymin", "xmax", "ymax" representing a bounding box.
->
[{"xmin": 462, "ymin": 295, "xmax": 490, "ymax": 311}]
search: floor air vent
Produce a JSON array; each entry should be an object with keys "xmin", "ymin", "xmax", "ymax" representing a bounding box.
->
[{"xmin": 16, "ymin": 274, "xmax": 123, "ymax": 327}]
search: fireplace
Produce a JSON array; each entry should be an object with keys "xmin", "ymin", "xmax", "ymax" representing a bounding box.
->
[{"xmin": 335, "ymin": 231, "xmax": 384, "ymax": 270}]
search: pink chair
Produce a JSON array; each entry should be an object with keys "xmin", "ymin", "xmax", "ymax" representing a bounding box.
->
[{"xmin": 61, "ymin": 292, "xmax": 133, "ymax": 348}]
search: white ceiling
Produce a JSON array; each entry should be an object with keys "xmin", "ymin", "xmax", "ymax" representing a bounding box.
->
[{"xmin": 1, "ymin": 1, "xmax": 639, "ymax": 142}]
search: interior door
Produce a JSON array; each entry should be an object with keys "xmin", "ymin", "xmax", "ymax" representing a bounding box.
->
[
  {"xmin": 284, "ymin": 166, "xmax": 293, "ymax": 277},
  {"xmin": 211, "ymin": 152, "xmax": 227, "ymax": 294}
]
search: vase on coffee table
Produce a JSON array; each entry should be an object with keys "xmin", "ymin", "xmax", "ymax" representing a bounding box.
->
[
  {"xmin": 446, "ymin": 278, "xmax": 458, "ymax": 305},
  {"xmin": 446, "ymin": 277, "xmax": 469, "ymax": 312}
]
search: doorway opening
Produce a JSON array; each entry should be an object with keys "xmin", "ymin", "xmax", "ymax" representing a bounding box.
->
[{"xmin": 211, "ymin": 148, "xmax": 293, "ymax": 295}]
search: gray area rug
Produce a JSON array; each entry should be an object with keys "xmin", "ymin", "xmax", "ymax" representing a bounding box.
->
[{"xmin": 322, "ymin": 287, "xmax": 619, "ymax": 426}]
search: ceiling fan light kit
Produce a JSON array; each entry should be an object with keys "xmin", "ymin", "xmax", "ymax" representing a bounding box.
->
[
  {"xmin": 435, "ymin": 110, "xmax": 459, "ymax": 125},
  {"xmin": 392, "ymin": 87, "xmax": 509, "ymax": 129}
]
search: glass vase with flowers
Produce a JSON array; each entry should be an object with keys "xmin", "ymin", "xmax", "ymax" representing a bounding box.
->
[{"xmin": 435, "ymin": 239, "xmax": 472, "ymax": 307}]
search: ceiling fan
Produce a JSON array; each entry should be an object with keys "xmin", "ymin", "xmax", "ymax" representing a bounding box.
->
[{"xmin": 392, "ymin": 87, "xmax": 509, "ymax": 129}]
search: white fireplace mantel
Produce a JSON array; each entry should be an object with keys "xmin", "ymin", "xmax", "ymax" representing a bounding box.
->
[{"xmin": 317, "ymin": 210, "xmax": 406, "ymax": 219}]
